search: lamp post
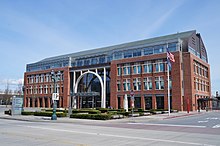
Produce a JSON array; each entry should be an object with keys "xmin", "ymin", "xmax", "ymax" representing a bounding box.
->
[{"xmin": 51, "ymin": 70, "xmax": 61, "ymax": 120}]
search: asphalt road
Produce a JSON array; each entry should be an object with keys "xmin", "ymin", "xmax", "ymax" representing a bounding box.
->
[{"xmin": 0, "ymin": 111, "xmax": 220, "ymax": 146}]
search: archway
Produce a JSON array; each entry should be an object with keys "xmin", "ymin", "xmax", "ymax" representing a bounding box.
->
[{"xmin": 73, "ymin": 71, "xmax": 105, "ymax": 108}]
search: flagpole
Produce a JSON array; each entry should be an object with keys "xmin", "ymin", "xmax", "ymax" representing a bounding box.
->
[{"xmin": 167, "ymin": 62, "xmax": 170, "ymax": 116}]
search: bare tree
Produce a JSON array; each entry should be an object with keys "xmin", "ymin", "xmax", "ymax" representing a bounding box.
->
[{"xmin": 3, "ymin": 80, "xmax": 12, "ymax": 107}]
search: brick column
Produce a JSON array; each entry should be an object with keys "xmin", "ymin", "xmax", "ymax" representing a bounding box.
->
[
  {"xmin": 141, "ymin": 95, "xmax": 145, "ymax": 110},
  {"xmin": 42, "ymin": 97, "xmax": 45, "ymax": 108},
  {"xmin": 152, "ymin": 95, "xmax": 156, "ymax": 109}
]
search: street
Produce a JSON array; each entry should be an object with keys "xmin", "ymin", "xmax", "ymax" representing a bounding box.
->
[{"xmin": 0, "ymin": 111, "xmax": 220, "ymax": 146}]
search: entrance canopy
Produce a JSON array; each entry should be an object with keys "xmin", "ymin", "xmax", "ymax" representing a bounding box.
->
[{"xmin": 71, "ymin": 92, "xmax": 100, "ymax": 97}]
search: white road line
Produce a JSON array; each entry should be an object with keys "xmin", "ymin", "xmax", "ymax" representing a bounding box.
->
[
  {"xmin": 206, "ymin": 117, "xmax": 220, "ymax": 120},
  {"xmin": 212, "ymin": 124, "xmax": 220, "ymax": 128},
  {"xmin": 198, "ymin": 120, "xmax": 208, "ymax": 123},
  {"xmin": 16, "ymin": 125, "xmax": 214, "ymax": 146},
  {"xmin": 128, "ymin": 123, "xmax": 206, "ymax": 128}
]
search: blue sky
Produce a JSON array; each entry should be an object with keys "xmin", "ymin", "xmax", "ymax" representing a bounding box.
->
[{"xmin": 0, "ymin": 0, "xmax": 219, "ymax": 95}]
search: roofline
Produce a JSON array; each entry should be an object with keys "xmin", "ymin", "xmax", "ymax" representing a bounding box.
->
[{"xmin": 31, "ymin": 30, "xmax": 196, "ymax": 64}]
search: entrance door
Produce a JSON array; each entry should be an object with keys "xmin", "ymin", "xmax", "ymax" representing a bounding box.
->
[
  {"xmin": 156, "ymin": 96, "xmax": 164, "ymax": 109},
  {"xmin": 118, "ymin": 97, "xmax": 121, "ymax": 109},
  {"xmin": 145, "ymin": 96, "xmax": 152, "ymax": 110},
  {"xmin": 134, "ymin": 97, "xmax": 141, "ymax": 108}
]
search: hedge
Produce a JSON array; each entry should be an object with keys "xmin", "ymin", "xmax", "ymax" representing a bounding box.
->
[
  {"xmin": 70, "ymin": 113, "xmax": 112, "ymax": 120},
  {"xmin": 107, "ymin": 111, "xmax": 118, "ymax": 115},
  {"xmin": 96, "ymin": 108, "xmax": 124, "ymax": 113},
  {"xmin": 34, "ymin": 111, "xmax": 67, "ymax": 117},
  {"xmin": 44, "ymin": 109, "xmax": 68, "ymax": 113},
  {"xmin": 21, "ymin": 111, "xmax": 35, "ymax": 115},
  {"xmin": 72, "ymin": 109, "xmax": 101, "ymax": 114}
]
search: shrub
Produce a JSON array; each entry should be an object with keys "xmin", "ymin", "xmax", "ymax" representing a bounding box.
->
[
  {"xmin": 72, "ymin": 109, "xmax": 100, "ymax": 114},
  {"xmin": 107, "ymin": 111, "xmax": 118, "ymax": 115},
  {"xmin": 117, "ymin": 111, "xmax": 130, "ymax": 117},
  {"xmin": 137, "ymin": 108, "xmax": 144, "ymax": 112},
  {"xmin": 21, "ymin": 111, "xmax": 35, "ymax": 115},
  {"xmin": 139, "ymin": 112, "xmax": 145, "ymax": 116},
  {"xmin": 34, "ymin": 111, "xmax": 67, "ymax": 117},
  {"xmin": 88, "ymin": 110, "xmax": 101, "ymax": 114},
  {"xmin": 70, "ymin": 113, "xmax": 112, "ymax": 120}
]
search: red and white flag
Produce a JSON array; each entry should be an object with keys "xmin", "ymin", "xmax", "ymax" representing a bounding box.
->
[{"xmin": 167, "ymin": 51, "xmax": 175, "ymax": 62}]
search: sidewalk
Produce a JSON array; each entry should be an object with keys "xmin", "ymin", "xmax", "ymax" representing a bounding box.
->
[{"xmin": 0, "ymin": 108, "xmax": 205, "ymax": 124}]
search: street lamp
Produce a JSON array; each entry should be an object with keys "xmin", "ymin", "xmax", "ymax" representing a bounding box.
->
[{"xmin": 51, "ymin": 70, "xmax": 61, "ymax": 120}]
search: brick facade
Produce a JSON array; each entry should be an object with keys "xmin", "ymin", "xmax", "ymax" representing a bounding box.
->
[{"xmin": 23, "ymin": 30, "xmax": 211, "ymax": 111}]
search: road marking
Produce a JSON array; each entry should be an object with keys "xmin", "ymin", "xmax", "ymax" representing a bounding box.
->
[
  {"xmin": 128, "ymin": 123, "xmax": 206, "ymax": 128},
  {"xmin": 16, "ymin": 125, "xmax": 215, "ymax": 146},
  {"xmin": 212, "ymin": 124, "xmax": 220, "ymax": 128},
  {"xmin": 206, "ymin": 117, "xmax": 219, "ymax": 120},
  {"xmin": 198, "ymin": 120, "xmax": 208, "ymax": 123}
]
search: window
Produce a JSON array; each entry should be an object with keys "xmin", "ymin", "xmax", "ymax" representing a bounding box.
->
[
  {"xmin": 123, "ymin": 64, "xmax": 131, "ymax": 75},
  {"xmin": 154, "ymin": 45, "xmax": 164, "ymax": 54},
  {"xmin": 117, "ymin": 80, "xmax": 121, "ymax": 91},
  {"xmin": 133, "ymin": 63, "xmax": 141, "ymax": 74},
  {"xmin": 45, "ymin": 85, "xmax": 48, "ymax": 94},
  {"xmin": 40, "ymin": 85, "xmax": 43, "ymax": 94},
  {"xmin": 40, "ymin": 74, "xmax": 44, "ymax": 82},
  {"xmin": 123, "ymin": 79, "xmax": 131, "ymax": 91},
  {"xmin": 91, "ymin": 58, "xmax": 97, "ymax": 65},
  {"xmin": 143, "ymin": 62, "xmax": 153, "ymax": 73},
  {"xmin": 144, "ymin": 77, "xmax": 152, "ymax": 90},
  {"xmin": 46, "ymin": 74, "xmax": 49, "ymax": 82},
  {"xmin": 30, "ymin": 86, "xmax": 33, "ymax": 94},
  {"xmin": 133, "ymin": 49, "xmax": 141, "ymax": 57},
  {"xmin": 84, "ymin": 59, "xmax": 90, "ymax": 66},
  {"xmin": 197, "ymin": 78, "xmax": 199, "ymax": 91},
  {"xmin": 114, "ymin": 52, "xmax": 123, "ymax": 60},
  {"xmin": 155, "ymin": 61, "xmax": 165, "ymax": 72},
  {"xmin": 50, "ymin": 85, "xmax": 53, "ymax": 93},
  {"xmin": 124, "ymin": 51, "xmax": 132, "ymax": 58},
  {"xmin": 77, "ymin": 60, "xmax": 83, "ymax": 66},
  {"xmin": 133, "ymin": 78, "xmax": 141, "ymax": 91},
  {"xmin": 117, "ymin": 66, "xmax": 122, "ymax": 76},
  {"xmin": 144, "ymin": 47, "xmax": 153, "ymax": 55},
  {"xmin": 193, "ymin": 63, "xmax": 196, "ymax": 74},
  {"xmin": 155, "ymin": 76, "xmax": 164, "ymax": 90},
  {"xmin": 34, "ymin": 86, "xmax": 37, "ymax": 94},
  {"xmin": 107, "ymin": 55, "xmax": 113, "ymax": 62},
  {"xmin": 99, "ymin": 56, "xmax": 106, "ymax": 63},
  {"xmin": 168, "ymin": 43, "xmax": 177, "ymax": 52},
  {"xmin": 36, "ymin": 75, "xmax": 39, "ymax": 83}
]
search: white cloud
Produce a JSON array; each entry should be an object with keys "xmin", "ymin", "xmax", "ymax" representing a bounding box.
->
[{"xmin": 0, "ymin": 78, "xmax": 23, "ymax": 86}]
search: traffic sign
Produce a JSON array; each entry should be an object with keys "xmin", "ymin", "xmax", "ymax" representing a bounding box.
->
[{"xmin": 52, "ymin": 93, "xmax": 59, "ymax": 100}]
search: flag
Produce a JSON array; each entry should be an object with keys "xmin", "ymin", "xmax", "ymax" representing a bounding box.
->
[{"xmin": 166, "ymin": 47, "xmax": 175, "ymax": 68}]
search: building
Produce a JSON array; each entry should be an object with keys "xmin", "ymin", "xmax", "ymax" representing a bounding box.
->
[{"xmin": 23, "ymin": 30, "xmax": 211, "ymax": 111}]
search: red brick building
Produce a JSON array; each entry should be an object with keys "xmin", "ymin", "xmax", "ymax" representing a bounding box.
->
[{"xmin": 23, "ymin": 30, "xmax": 211, "ymax": 111}]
